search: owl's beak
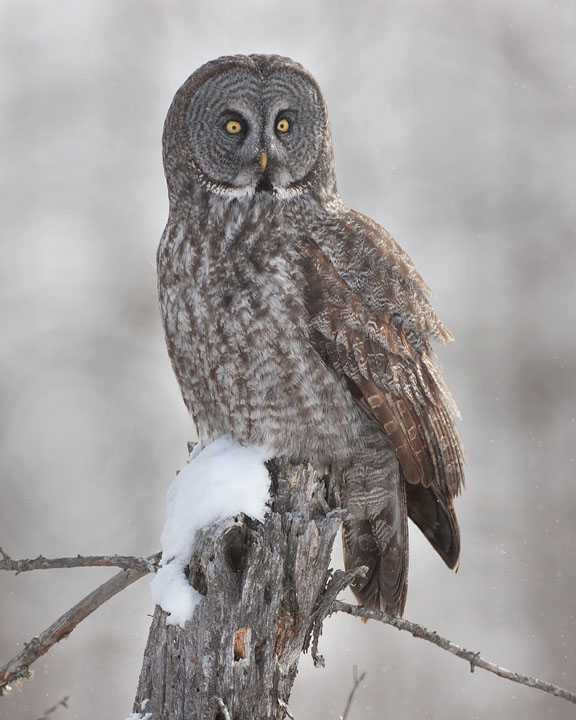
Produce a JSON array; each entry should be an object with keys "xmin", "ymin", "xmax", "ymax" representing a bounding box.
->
[{"xmin": 259, "ymin": 151, "xmax": 268, "ymax": 172}]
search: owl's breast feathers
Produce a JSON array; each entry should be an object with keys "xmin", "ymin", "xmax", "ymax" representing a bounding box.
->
[{"xmin": 299, "ymin": 206, "xmax": 465, "ymax": 568}]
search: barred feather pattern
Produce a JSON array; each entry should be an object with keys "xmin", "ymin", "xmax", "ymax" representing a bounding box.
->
[{"xmin": 158, "ymin": 54, "xmax": 465, "ymax": 616}]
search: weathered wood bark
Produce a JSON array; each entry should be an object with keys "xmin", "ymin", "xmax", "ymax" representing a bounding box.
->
[{"xmin": 134, "ymin": 459, "xmax": 341, "ymax": 720}]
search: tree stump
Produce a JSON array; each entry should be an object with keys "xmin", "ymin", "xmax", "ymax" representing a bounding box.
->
[{"xmin": 133, "ymin": 458, "xmax": 341, "ymax": 719}]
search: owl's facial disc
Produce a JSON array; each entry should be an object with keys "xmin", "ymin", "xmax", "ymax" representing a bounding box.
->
[{"xmin": 184, "ymin": 67, "xmax": 326, "ymax": 196}]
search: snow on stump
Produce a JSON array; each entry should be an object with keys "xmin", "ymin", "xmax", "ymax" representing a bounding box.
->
[{"xmin": 133, "ymin": 440, "xmax": 340, "ymax": 720}]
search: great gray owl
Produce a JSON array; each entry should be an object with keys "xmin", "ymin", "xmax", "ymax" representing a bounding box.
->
[{"xmin": 157, "ymin": 54, "xmax": 465, "ymax": 616}]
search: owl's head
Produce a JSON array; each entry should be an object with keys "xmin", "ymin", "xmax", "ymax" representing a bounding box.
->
[{"xmin": 163, "ymin": 55, "xmax": 336, "ymax": 203}]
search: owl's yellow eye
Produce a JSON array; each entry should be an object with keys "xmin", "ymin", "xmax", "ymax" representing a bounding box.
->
[
  {"xmin": 226, "ymin": 120, "xmax": 242, "ymax": 134},
  {"xmin": 276, "ymin": 118, "xmax": 290, "ymax": 133}
]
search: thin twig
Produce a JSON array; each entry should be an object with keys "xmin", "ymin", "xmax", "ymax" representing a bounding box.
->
[
  {"xmin": 278, "ymin": 697, "xmax": 295, "ymax": 719},
  {"xmin": 341, "ymin": 666, "xmax": 366, "ymax": 720},
  {"xmin": 332, "ymin": 600, "xmax": 576, "ymax": 706},
  {"xmin": 305, "ymin": 566, "xmax": 367, "ymax": 667},
  {"xmin": 0, "ymin": 553, "xmax": 160, "ymax": 694},
  {"xmin": 36, "ymin": 695, "xmax": 69, "ymax": 720},
  {"xmin": 0, "ymin": 547, "xmax": 158, "ymax": 574}
]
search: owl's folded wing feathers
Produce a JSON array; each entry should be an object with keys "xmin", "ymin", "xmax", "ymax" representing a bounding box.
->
[{"xmin": 300, "ymin": 209, "xmax": 465, "ymax": 568}]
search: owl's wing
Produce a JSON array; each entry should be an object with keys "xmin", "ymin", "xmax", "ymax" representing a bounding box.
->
[{"xmin": 300, "ymin": 208, "xmax": 465, "ymax": 568}]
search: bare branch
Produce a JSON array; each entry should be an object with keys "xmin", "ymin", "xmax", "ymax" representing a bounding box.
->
[
  {"xmin": 3, "ymin": 540, "xmax": 574, "ymax": 712},
  {"xmin": 0, "ymin": 553, "xmax": 159, "ymax": 694},
  {"xmin": 305, "ymin": 566, "xmax": 367, "ymax": 667},
  {"xmin": 278, "ymin": 697, "xmax": 295, "ymax": 719},
  {"xmin": 332, "ymin": 600, "xmax": 576, "ymax": 706},
  {"xmin": 0, "ymin": 547, "xmax": 159, "ymax": 574},
  {"xmin": 341, "ymin": 666, "xmax": 366, "ymax": 720}
]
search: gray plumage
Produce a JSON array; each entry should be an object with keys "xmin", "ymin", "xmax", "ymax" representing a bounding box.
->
[{"xmin": 157, "ymin": 54, "xmax": 465, "ymax": 616}]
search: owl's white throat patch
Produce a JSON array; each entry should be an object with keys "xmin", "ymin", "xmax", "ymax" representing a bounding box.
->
[{"xmin": 206, "ymin": 179, "xmax": 306, "ymax": 201}]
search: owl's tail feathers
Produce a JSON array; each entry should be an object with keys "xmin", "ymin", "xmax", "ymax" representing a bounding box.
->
[
  {"xmin": 342, "ymin": 479, "xmax": 408, "ymax": 617},
  {"xmin": 406, "ymin": 483, "xmax": 460, "ymax": 570}
]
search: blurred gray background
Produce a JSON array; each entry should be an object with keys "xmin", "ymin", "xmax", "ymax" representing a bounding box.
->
[{"xmin": 1, "ymin": 1, "xmax": 575, "ymax": 718}]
